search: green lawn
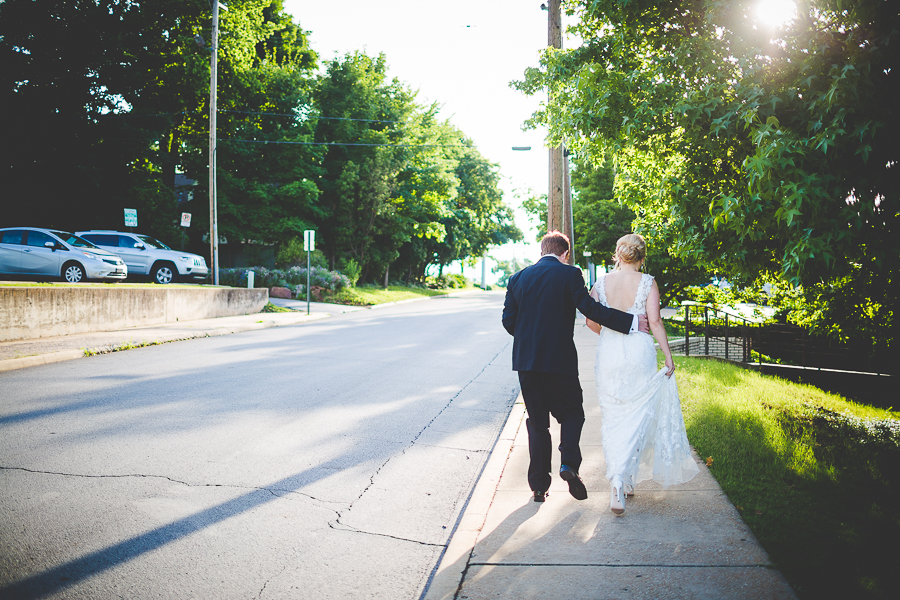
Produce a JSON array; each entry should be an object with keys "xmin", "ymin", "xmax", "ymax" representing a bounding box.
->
[
  {"xmin": 673, "ymin": 355, "xmax": 899, "ymax": 599},
  {"xmin": 325, "ymin": 284, "xmax": 474, "ymax": 306}
]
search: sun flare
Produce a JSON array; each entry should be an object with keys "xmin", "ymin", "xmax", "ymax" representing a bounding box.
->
[{"xmin": 755, "ymin": 0, "xmax": 797, "ymax": 29}]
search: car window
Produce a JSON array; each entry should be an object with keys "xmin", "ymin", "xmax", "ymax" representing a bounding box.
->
[
  {"xmin": 25, "ymin": 231, "xmax": 55, "ymax": 247},
  {"xmin": 96, "ymin": 234, "xmax": 118, "ymax": 246},
  {"xmin": 50, "ymin": 231, "xmax": 98, "ymax": 249},
  {"xmin": 117, "ymin": 235, "xmax": 138, "ymax": 248},
  {"xmin": 81, "ymin": 234, "xmax": 117, "ymax": 246},
  {"xmin": 135, "ymin": 235, "xmax": 172, "ymax": 250},
  {"xmin": 0, "ymin": 230, "xmax": 25, "ymax": 245}
]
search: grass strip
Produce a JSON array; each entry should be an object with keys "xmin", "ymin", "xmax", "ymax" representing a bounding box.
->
[
  {"xmin": 674, "ymin": 355, "xmax": 899, "ymax": 599},
  {"xmin": 325, "ymin": 284, "xmax": 471, "ymax": 306},
  {"xmin": 261, "ymin": 302, "xmax": 293, "ymax": 313}
]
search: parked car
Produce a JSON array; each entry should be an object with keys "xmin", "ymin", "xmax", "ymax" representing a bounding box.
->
[
  {"xmin": 76, "ymin": 230, "xmax": 209, "ymax": 284},
  {"xmin": 0, "ymin": 227, "xmax": 127, "ymax": 282}
]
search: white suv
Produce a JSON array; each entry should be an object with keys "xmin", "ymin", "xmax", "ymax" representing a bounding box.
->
[{"xmin": 76, "ymin": 231, "xmax": 209, "ymax": 284}]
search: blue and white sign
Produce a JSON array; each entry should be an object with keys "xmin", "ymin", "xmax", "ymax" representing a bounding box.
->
[
  {"xmin": 304, "ymin": 229, "xmax": 315, "ymax": 252},
  {"xmin": 124, "ymin": 208, "xmax": 138, "ymax": 228}
]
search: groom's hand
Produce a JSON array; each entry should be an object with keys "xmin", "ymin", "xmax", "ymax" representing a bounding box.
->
[{"xmin": 638, "ymin": 315, "xmax": 650, "ymax": 334}]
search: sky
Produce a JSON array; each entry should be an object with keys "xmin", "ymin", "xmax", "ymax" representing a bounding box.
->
[{"xmin": 281, "ymin": 0, "xmax": 581, "ymax": 282}]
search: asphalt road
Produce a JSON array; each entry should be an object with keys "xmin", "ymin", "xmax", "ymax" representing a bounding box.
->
[{"xmin": 0, "ymin": 291, "xmax": 519, "ymax": 599}]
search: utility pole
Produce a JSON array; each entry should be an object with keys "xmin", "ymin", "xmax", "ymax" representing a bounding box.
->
[
  {"xmin": 547, "ymin": 0, "xmax": 563, "ymax": 236},
  {"xmin": 563, "ymin": 148, "xmax": 574, "ymax": 264},
  {"xmin": 208, "ymin": 1, "xmax": 220, "ymax": 285},
  {"xmin": 546, "ymin": 0, "xmax": 574, "ymax": 264}
]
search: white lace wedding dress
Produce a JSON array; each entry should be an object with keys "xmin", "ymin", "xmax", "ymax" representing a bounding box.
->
[{"xmin": 591, "ymin": 273, "xmax": 699, "ymax": 489}]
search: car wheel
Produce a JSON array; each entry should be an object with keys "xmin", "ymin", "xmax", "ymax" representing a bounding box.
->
[
  {"xmin": 62, "ymin": 262, "xmax": 85, "ymax": 283},
  {"xmin": 152, "ymin": 262, "xmax": 176, "ymax": 284}
]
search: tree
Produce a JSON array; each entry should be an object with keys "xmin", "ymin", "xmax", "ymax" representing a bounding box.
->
[
  {"xmin": 521, "ymin": 156, "xmax": 707, "ymax": 304},
  {"xmin": 515, "ymin": 0, "xmax": 897, "ymax": 348},
  {"xmin": 569, "ymin": 156, "xmax": 633, "ymax": 267},
  {"xmin": 423, "ymin": 137, "xmax": 523, "ymax": 279},
  {"xmin": 314, "ymin": 52, "xmax": 522, "ymax": 284},
  {"xmin": 312, "ymin": 52, "xmax": 418, "ymax": 280},
  {"xmin": 0, "ymin": 0, "xmax": 320, "ymax": 249},
  {"xmin": 492, "ymin": 257, "xmax": 532, "ymax": 288}
]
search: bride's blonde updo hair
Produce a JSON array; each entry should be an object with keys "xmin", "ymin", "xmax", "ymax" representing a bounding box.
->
[{"xmin": 614, "ymin": 233, "xmax": 646, "ymax": 266}]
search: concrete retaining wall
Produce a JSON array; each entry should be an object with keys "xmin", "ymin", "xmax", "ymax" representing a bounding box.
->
[{"xmin": 0, "ymin": 286, "xmax": 268, "ymax": 342}]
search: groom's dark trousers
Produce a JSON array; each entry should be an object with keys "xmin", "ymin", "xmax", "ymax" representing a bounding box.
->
[{"xmin": 502, "ymin": 255, "xmax": 634, "ymax": 492}]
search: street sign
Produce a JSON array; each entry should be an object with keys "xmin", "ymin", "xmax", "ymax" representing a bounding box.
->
[
  {"xmin": 124, "ymin": 208, "xmax": 138, "ymax": 228},
  {"xmin": 304, "ymin": 229, "xmax": 315, "ymax": 252},
  {"xmin": 181, "ymin": 212, "xmax": 192, "ymax": 227}
]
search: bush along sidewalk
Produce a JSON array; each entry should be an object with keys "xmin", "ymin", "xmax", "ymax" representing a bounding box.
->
[{"xmin": 219, "ymin": 266, "xmax": 351, "ymax": 297}]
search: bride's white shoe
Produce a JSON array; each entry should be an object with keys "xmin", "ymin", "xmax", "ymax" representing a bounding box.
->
[
  {"xmin": 624, "ymin": 475, "xmax": 635, "ymax": 498},
  {"xmin": 610, "ymin": 477, "xmax": 626, "ymax": 515}
]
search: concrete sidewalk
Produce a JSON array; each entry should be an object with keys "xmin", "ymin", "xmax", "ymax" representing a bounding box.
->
[{"xmin": 425, "ymin": 325, "xmax": 798, "ymax": 600}]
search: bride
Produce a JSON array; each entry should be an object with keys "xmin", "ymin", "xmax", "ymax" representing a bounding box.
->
[{"xmin": 586, "ymin": 234, "xmax": 699, "ymax": 515}]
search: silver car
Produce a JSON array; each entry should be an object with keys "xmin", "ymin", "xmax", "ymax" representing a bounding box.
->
[
  {"xmin": 0, "ymin": 227, "xmax": 127, "ymax": 282},
  {"xmin": 76, "ymin": 230, "xmax": 209, "ymax": 284}
]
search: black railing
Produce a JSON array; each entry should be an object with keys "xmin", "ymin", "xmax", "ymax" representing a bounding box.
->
[{"xmin": 669, "ymin": 301, "xmax": 761, "ymax": 364}]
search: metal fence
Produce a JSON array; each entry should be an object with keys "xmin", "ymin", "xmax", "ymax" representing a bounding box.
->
[
  {"xmin": 667, "ymin": 301, "xmax": 892, "ymax": 376},
  {"xmin": 668, "ymin": 301, "xmax": 760, "ymax": 364}
]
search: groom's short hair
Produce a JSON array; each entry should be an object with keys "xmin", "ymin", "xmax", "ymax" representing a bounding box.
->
[{"xmin": 541, "ymin": 231, "xmax": 570, "ymax": 257}]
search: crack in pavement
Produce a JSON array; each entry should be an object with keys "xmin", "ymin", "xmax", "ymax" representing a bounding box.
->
[
  {"xmin": 415, "ymin": 443, "xmax": 489, "ymax": 453},
  {"xmin": 330, "ymin": 341, "xmax": 512, "ymax": 546},
  {"xmin": 255, "ymin": 563, "xmax": 290, "ymax": 600},
  {"xmin": 327, "ymin": 520, "xmax": 445, "ymax": 548},
  {"xmin": 0, "ymin": 465, "xmax": 348, "ymax": 512}
]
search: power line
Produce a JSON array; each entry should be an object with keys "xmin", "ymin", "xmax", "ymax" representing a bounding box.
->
[
  {"xmin": 218, "ymin": 138, "xmax": 465, "ymax": 148},
  {"xmin": 100, "ymin": 110, "xmax": 401, "ymax": 123},
  {"xmin": 221, "ymin": 110, "xmax": 400, "ymax": 123}
]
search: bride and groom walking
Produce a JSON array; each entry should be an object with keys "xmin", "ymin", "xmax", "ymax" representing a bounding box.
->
[{"xmin": 502, "ymin": 231, "xmax": 698, "ymax": 514}]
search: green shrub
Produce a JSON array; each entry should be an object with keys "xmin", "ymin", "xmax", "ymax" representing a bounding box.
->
[
  {"xmin": 340, "ymin": 258, "xmax": 362, "ymax": 287},
  {"xmin": 425, "ymin": 274, "xmax": 469, "ymax": 290},
  {"xmin": 220, "ymin": 266, "xmax": 351, "ymax": 293},
  {"xmin": 275, "ymin": 238, "xmax": 329, "ymax": 269}
]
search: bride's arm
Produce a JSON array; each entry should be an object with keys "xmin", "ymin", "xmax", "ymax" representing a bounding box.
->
[
  {"xmin": 586, "ymin": 287, "xmax": 602, "ymax": 334},
  {"xmin": 647, "ymin": 281, "xmax": 676, "ymax": 377}
]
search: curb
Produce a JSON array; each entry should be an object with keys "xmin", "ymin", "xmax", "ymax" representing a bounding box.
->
[
  {"xmin": 422, "ymin": 395, "xmax": 526, "ymax": 600},
  {"xmin": 0, "ymin": 313, "xmax": 329, "ymax": 374},
  {"xmin": 0, "ymin": 349, "xmax": 85, "ymax": 373}
]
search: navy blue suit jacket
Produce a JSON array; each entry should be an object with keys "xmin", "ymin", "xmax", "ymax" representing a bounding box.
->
[{"xmin": 502, "ymin": 256, "xmax": 634, "ymax": 376}]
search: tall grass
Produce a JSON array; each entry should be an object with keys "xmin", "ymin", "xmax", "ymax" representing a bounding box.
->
[{"xmin": 674, "ymin": 356, "xmax": 899, "ymax": 599}]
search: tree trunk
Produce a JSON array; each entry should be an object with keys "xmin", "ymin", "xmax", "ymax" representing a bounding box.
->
[{"xmin": 383, "ymin": 263, "xmax": 389, "ymax": 288}]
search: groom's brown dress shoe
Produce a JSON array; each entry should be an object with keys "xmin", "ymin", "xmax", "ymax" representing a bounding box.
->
[
  {"xmin": 533, "ymin": 490, "xmax": 547, "ymax": 502},
  {"xmin": 560, "ymin": 465, "xmax": 588, "ymax": 500}
]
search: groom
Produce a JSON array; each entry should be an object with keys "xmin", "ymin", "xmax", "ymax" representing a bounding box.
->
[{"xmin": 502, "ymin": 231, "xmax": 648, "ymax": 502}]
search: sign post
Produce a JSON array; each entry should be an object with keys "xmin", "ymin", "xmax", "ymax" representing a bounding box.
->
[
  {"xmin": 124, "ymin": 208, "xmax": 138, "ymax": 231},
  {"xmin": 180, "ymin": 212, "xmax": 191, "ymax": 250},
  {"xmin": 304, "ymin": 230, "xmax": 315, "ymax": 315}
]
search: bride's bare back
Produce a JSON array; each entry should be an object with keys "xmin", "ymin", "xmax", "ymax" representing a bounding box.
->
[{"xmin": 602, "ymin": 270, "xmax": 645, "ymax": 312}]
